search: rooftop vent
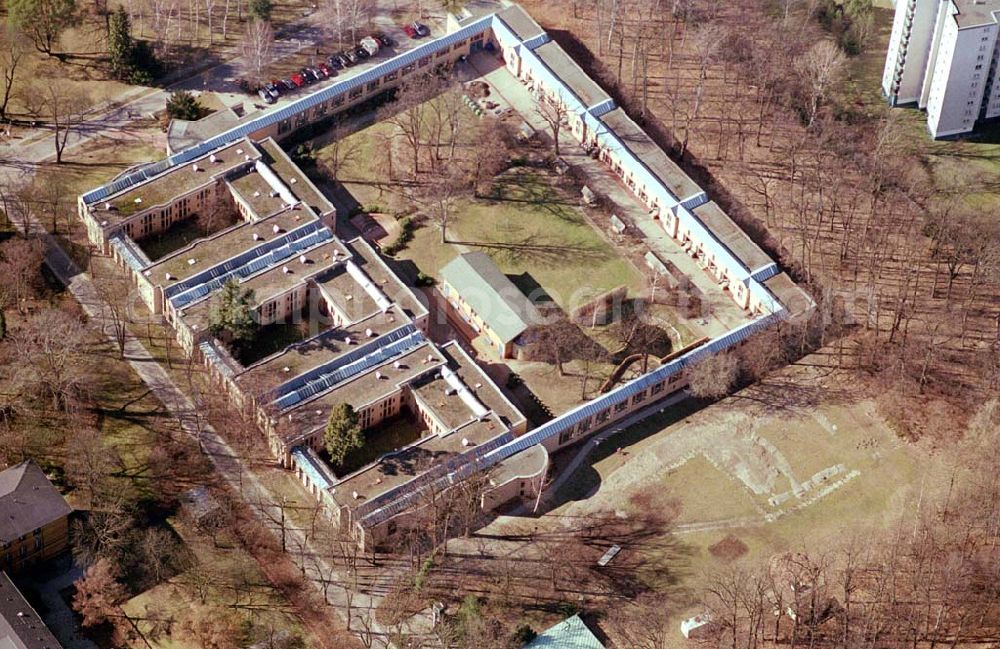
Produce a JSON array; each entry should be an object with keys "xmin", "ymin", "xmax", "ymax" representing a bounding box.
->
[
  {"xmin": 427, "ymin": 354, "xmax": 435, "ymax": 363},
  {"xmin": 253, "ymin": 191, "xmax": 260, "ymax": 197},
  {"xmin": 445, "ymin": 387, "xmax": 457, "ymax": 396},
  {"xmin": 282, "ymin": 266, "xmax": 291, "ymax": 274},
  {"xmin": 192, "ymin": 164, "xmax": 199, "ymax": 172},
  {"xmin": 344, "ymin": 337, "xmax": 352, "ymax": 345},
  {"xmin": 366, "ymin": 328, "xmax": 376, "ymax": 337},
  {"xmin": 104, "ymin": 202, "xmax": 112, "ymax": 210},
  {"xmin": 462, "ymin": 438, "xmax": 471, "ymax": 447},
  {"xmin": 134, "ymin": 197, "xmax": 143, "ymax": 204},
  {"xmin": 209, "ymin": 154, "xmax": 217, "ymax": 163},
  {"xmin": 299, "ymin": 255, "xmax": 308, "ymax": 264},
  {"xmin": 352, "ymin": 490, "xmax": 359, "ymax": 500},
  {"xmin": 236, "ymin": 148, "xmax": 243, "ymax": 155},
  {"xmin": 290, "ymin": 177, "xmax": 297, "ymax": 184},
  {"xmin": 269, "ymin": 191, "xmax": 278, "ymax": 198},
  {"xmin": 345, "ymin": 294, "xmax": 353, "ymax": 301},
  {"xmin": 474, "ymin": 382, "xmax": 482, "ymax": 389},
  {"xmin": 282, "ymin": 366, "xmax": 290, "ymax": 372},
  {"xmin": 165, "ymin": 273, "xmax": 174, "ymax": 281},
  {"xmin": 272, "ymin": 224, "xmax": 281, "ymax": 234},
  {"xmin": 245, "ymin": 154, "xmax": 251, "ymax": 161},
  {"xmin": 393, "ymin": 361, "xmax": 402, "ymax": 369},
  {"xmin": 375, "ymin": 371, "xmax": 383, "ymax": 380},
  {"xmin": 187, "ymin": 258, "xmax": 197, "ymax": 265},
  {"xmin": 315, "ymin": 410, "xmax": 322, "ymax": 415},
  {"xmin": 252, "ymin": 233, "xmax": 261, "ymax": 241},
  {"xmin": 100, "ymin": 220, "xmax": 108, "ymax": 227}
]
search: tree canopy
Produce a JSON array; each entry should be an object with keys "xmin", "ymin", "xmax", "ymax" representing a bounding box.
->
[
  {"xmin": 7, "ymin": 0, "xmax": 80, "ymax": 55},
  {"xmin": 323, "ymin": 403, "xmax": 363, "ymax": 467},
  {"xmin": 208, "ymin": 279, "xmax": 257, "ymax": 350},
  {"xmin": 247, "ymin": 0, "xmax": 273, "ymax": 21},
  {"xmin": 165, "ymin": 90, "xmax": 208, "ymax": 121}
]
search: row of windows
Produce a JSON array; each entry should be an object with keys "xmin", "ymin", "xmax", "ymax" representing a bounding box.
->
[{"xmin": 557, "ymin": 376, "xmax": 682, "ymax": 446}]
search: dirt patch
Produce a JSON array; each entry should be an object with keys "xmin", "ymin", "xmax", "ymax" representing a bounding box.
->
[{"xmin": 708, "ymin": 534, "xmax": 748, "ymax": 562}]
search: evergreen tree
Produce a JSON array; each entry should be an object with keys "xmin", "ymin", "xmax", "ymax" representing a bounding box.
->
[
  {"xmin": 247, "ymin": 0, "xmax": 273, "ymax": 21},
  {"xmin": 208, "ymin": 279, "xmax": 257, "ymax": 349},
  {"xmin": 165, "ymin": 90, "xmax": 207, "ymax": 120},
  {"xmin": 107, "ymin": 6, "xmax": 133, "ymax": 79},
  {"xmin": 323, "ymin": 403, "xmax": 363, "ymax": 467}
]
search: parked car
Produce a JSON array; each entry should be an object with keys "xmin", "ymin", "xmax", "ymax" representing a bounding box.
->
[
  {"xmin": 402, "ymin": 23, "xmax": 417, "ymax": 38},
  {"xmin": 412, "ymin": 22, "xmax": 429, "ymax": 37},
  {"xmin": 290, "ymin": 72, "xmax": 306, "ymax": 87},
  {"xmin": 268, "ymin": 80, "xmax": 285, "ymax": 96},
  {"xmin": 317, "ymin": 62, "xmax": 334, "ymax": 78},
  {"xmin": 307, "ymin": 66, "xmax": 325, "ymax": 80},
  {"xmin": 281, "ymin": 78, "xmax": 296, "ymax": 91},
  {"xmin": 337, "ymin": 52, "xmax": 354, "ymax": 67},
  {"xmin": 257, "ymin": 88, "xmax": 275, "ymax": 104},
  {"xmin": 345, "ymin": 50, "xmax": 359, "ymax": 64},
  {"xmin": 374, "ymin": 33, "xmax": 394, "ymax": 47},
  {"xmin": 263, "ymin": 82, "xmax": 281, "ymax": 99},
  {"xmin": 360, "ymin": 35, "xmax": 380, "ymax": 56},
  {"xmin": 355, "ymin": 46, "xmax": 370, "ymax": 60},
  {"xmin": 327, "ymin": 55, "xmax": 343, "ymax": 69},
  {"xmin": 300, "ymin": 68, "xmax": 317, "ymax": 83}
]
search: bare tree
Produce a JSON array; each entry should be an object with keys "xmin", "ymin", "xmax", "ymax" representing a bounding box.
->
[
  {"xmin": 0, "ymin": 237, "xmax": 45, "ymax": 313},
  {"xmin": 0, "ymin": 37, "xmax": 25, "ymax": 123},
  {"xmin": 686, "ymin": 351, "xmax": 739, "ymax": 399},
  {"xmin": 90, "ymin": 260, "xmax": 133, "ymax": 359},
  {"xmin": 240, "ymin": 19, "xmax": 274, "ymax": 84},
  {"xmin": 11, "ymin": 308, "xmax": 91, "ymax": 411},
  {"xmin": 316, "ymin": 124, "xmax": 363, "ymax": 183},
  {"xmin": 534, "ymin": 93, "xmax": 569, "ymax": 157},
  {"xmin": 795, "ymin": 40, "xmax": 845, "ymax": 128},
  {"xmin": 73, "ymin": 558, "xmax": 127, "ymax": 627},
  {"xmin": 27, "ymin": 83, "xmax": 91, "ymax": 163}
]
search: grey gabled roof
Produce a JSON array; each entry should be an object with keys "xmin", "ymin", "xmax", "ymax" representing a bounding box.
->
[
  {"xmin": 525, "ymin": 614, "xmax": 605, "ymax": 649},
  {"xmin": 0, "ymin": 572, "xmax": 64, "ymax": 649},
  {"xmin": 440, "ymin": 252, "xmax": 543, "ymax": 344},
  {"xmin": 0, "ymin": 461, "xmax": 71, "ymax": 544}
]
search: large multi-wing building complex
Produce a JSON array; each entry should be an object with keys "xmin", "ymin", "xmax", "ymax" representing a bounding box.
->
[
  {"xmin": 883, "ymin": 0, "xmax": 1000, "ymax": 138},
  {"xmin": 78, "ymin": 2, "xmax": 812, "ymax": 549}
]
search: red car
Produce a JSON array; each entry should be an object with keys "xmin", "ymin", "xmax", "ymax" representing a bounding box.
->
[
  {"xmin": 290, "ymin": 72, "xmax": 306, "ymax": 87},
  {"xmin": 317, "ymin": 62, "xmax": 334, "ymax": 78},
  {"xmin": 402, "ymin": 23, "xmax": 418, "ymax": 38}
]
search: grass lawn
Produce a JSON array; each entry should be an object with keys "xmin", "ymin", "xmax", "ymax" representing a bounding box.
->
[
  {"xmin": 234, "ymin": 320, "xmax": 314, "ymax": 366},
  {"xmin": 138, "ymin": 212, "xmax": 241, "ymax": 261}
]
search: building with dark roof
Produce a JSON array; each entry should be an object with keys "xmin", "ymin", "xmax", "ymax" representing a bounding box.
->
[
  {"xmin": 0, "ymin": 572, "xmax": 64, "ymax": 649},
  {"xmin": 440, "ymin": 252, "xmax": 544, "ymax": 358},
  {"xmin": 0, "ymin": 462, "xmax": 72, "ymax": 575}
]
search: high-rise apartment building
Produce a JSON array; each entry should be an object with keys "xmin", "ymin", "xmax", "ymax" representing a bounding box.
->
[{"xmin": 883, "ymin": 0, "xmax": 1000, "ymax": 138}]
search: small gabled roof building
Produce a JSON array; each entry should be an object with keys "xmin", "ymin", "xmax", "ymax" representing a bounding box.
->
[
  {"xmin": 0, "ymin": 461, "xmax": 72, "ymax": 575},
  {"xmin": 525, "ymin": 614, "xmax": 605, "ymax": 649},
  {"xmin": 440, "ymin": 252, "xmax": 544, "ymax": 358},
  {"xmin": 0, "ymin": 572, "xmax": 64, "ymax": 649}
]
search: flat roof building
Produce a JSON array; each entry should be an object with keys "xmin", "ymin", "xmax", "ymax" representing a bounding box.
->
[{"xmin": 0, "ymin": 572, "xmax": 64, "ymax": 649}]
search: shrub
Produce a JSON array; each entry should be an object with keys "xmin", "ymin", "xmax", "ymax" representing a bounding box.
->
[
  {"xmin": 415, "ymin": 272, "xmax": 434, "ymax": 287},
  {"xmin": 165, "ymin": 90, "xmax": 208, "ymax": 121}
]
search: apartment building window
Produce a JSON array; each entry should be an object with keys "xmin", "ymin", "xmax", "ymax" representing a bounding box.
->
[
  {"xmin": 367, "ymin": 80, "xmax": 380, "ymax": 92},
  {"xmin": 349, "ymin": 86, "xmax": 363, "ymax": 99},
  {"xmin": 401, "ymin": 63, "xmax": 416, "ymax": 75},
  {"xmin": 262, "ymin": 301, "xmax": 277, "ymax": 322},
  {"xmin": 278, "ymin": 119, "xmax": 292, "ymax": 134},
  {"xmin": 650, "ymin": 381, "xmax": 665, "ymax": 396},
  {"xmin": 632, "ymin": 390, "xmax": 647, "ymax": 405},
  {"xmin": 453, "ymin": 40, "xmax": 467, "ymax": 50},
  {"xmin": 472, "ymin": 32, "xmax": 484, "ymax": 41},
  {"xmin": 419, "ymin": 56, "xmax": 432, "ymax": 67},
  {"xmin": 596, "ymin": 408, "xmax": 611, "ymax": 424},
  {"xmin": 614, "ymin": 401, "xmax": 628, "ymax": 413},
  {"xmin": 436, "ymin": 49, "xmax": 449, "ymax": 58},
  {"xmin": 384, "ymin": 71, "xmax": 398, "ymax": 82},
  {"xmin": 332, "ymin": 93, "xmax": 345, "ymax": 106}
]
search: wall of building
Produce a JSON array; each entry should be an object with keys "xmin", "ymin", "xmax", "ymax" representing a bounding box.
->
[
  {"xmin": 883, "ymin": 0, "xmax": 940, "ymax": 105},
  {"xmin": 0, "ymin": 517, "xmax": 69, "ymax": 574},
  {"xmin": 926, "ymin": 16, "xmax": 999, "ymax": 137},
  {"xmin": 440, "ymin": 279, "xmax": 515, "ymax": 358}
]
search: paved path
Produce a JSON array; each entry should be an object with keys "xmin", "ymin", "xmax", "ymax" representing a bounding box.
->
[{"xmin": 34, "ymin": 567, "xmax": 99, "ymax": 649}]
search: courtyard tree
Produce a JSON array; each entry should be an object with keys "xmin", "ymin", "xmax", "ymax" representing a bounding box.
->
[
  {"xmin": 523, "ymin": 316, "xmax": 594, "ymax": 377},
  {"xmin": 0, "ymin": 237, "xmax": 45, "ymax": 314},
  {"xmin": 316, "ymin": 124, "xmax": 363, "ymax": 183},
  {"xmin": 534, "ymin": 93, "xmax": 569, "ymax": 157},
  {"xmin": 208, "ymin": 279, "xmax": 257, "ymax": 351},
  {"xmin": 7, "ymin": 0, "xmax": 80, "ymax": 56},
  {"xmin": 72, "ymin": 558, "xmax": 127, "ymax": 627},
  {"xmin": 686, "ymin": 350, "xmax": 739, "ymax": 399},
  {"xmin": 90, "ymin": 259, "xmax": 133, "ymax": 359},
  {"xmin": 323, "ymin": 403, "xmax": 363, "ymax": 466},
  {"xmin": 241, "ymin": 19, "xmax": 274, "ymax": 84}
]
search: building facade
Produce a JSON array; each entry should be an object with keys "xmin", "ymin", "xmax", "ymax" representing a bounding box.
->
[
  {"xmin": 883, "ymin": 0, "xmax": 1000, "ymax": 138},
  {"xmin": 0, "ymin": 462, "xmax": 72, "ymax": 575}
]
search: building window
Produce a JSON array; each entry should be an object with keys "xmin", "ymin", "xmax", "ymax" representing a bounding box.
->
[
  {"xmin": 349, "ymin": 86, "xmax": 363, "ymax": 99},
  {"xmin": 436, "ymin": 49, "xmax": 449, "ymax": 58},
  {"xmin": 419, "ymin": 56, "xmax": 432, "ymax": 67},
  {"xmin": 632, "ymin": 390, "xmax": 647, "ymax": 405},
  {"xmin": 614, "ymin": 401, "xmax": 627, "ymax": 413},
  {"xmin": 384, "ymin": 71, "xmax": 398, "ymax": 82},
  {"xmin": 651, "ymin": 381, "xmax": 665, "ymax": 395},
  {"xmin": 333, "ymin": 94, "xmax": 345, "ymax": 106},
  {"xmin": 401, "ymin": 63, "xmax": 416, "ymax": 75},
  {"xmin": 278, "ymin": 119, "xmax": 292, "ymax": 135}
]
